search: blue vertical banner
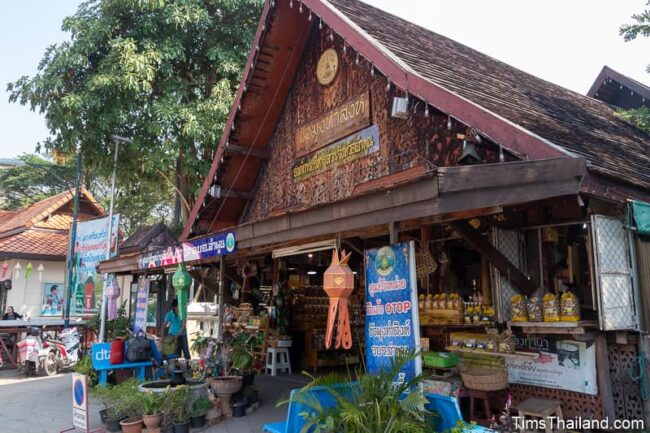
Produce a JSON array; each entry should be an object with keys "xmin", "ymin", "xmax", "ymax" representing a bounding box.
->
[
  {"xmin": 133, "ymin": 278, "xmax": 149, "ymax": 334},
  {"xmin": 364, "ymin": 241, "xmax": 421, "ymax": 384}
]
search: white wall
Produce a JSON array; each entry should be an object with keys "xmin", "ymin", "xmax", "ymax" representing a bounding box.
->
[{"xmin": 5, "ymin": 259, "xmax": 66, "ymax": 318}]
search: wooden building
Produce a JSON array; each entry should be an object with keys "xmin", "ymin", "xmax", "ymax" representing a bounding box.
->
[{"xmin": 142, "ymin": 0, "xmax": 649, "ymax": 424}]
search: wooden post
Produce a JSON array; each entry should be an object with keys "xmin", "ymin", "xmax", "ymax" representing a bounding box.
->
[
  {"xmin": 421, "ymin": 226, "xmax": 433, "ymax": 294},
  {"xmin": 216, "ymin": 258, "xmax": 226, "ymax": 339},
  {"xmin": 595, "ymin": 334, "xmax": 616, "ymax": 420},
  {"xmin": 389, "ymin": 222, "xmax": 398, "ymax": 244}
]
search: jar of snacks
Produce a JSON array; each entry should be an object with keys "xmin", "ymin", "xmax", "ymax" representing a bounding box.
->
[
  {"xmin": 510, "ymin": 295, "xmax": 528, "ymax": 322},
  {"xmin": 418, "ymin": 294, "xmax": 425, "ymax": 311},
  {"xmin": 426, "ymin": 294, "xmax": 434, "ymax": 311},
  {"xmin": 486, "ymin": 328, "xmax": 499, "ymax": 352},
  {"xmin": 543, "ymin": 293, "xmax": 560, "ymax": 322},
  {"xmin": 560, "ymin": 291, "xmax": 580, "ymax": 322},
  {"xmin": 527, "ymin": 296, "xmax": 542, "ymax": 322},
  {"xmin": 498, "ymin": 330, "xmax": 516, "ymax": 354}
]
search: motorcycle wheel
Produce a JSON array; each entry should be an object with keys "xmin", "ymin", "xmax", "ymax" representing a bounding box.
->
[{"xmin": 44, "ymin": 352, "xmax": 58, "ymax": 376}]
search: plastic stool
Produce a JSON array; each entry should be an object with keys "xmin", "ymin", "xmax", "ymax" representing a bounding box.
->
[{"xmin": 265, "ymin": 347, "xmax": 292, "ymax": 376}]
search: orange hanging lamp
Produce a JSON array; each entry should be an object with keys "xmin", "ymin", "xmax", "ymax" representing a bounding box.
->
[{"xmin": 323, "ymin": 249, "xmax": 354, "ymax": 350}]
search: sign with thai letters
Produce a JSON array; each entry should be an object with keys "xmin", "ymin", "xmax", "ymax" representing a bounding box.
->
[
  {"xmin": 295, "ymin": 92, "xmax": 370, "ymax": 157},
  {"xmin": 293, "ymin": 124, "xmax": 379, "ymax": 180}
]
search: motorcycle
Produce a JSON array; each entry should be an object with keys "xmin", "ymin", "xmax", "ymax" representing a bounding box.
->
[
  {"xmin": 17, "ymin": 327, "xmax": 50, "ymax": 377},
  {"xmin": 17, "ymin": 326, "xmax": 81, "ymax": 376},
  {"xmin": 42, "ymin": 327, "xmax": 81, "ymax": 375}
]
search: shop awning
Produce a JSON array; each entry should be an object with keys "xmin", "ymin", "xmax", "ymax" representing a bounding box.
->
[{"xmin": 632, "ymin": 200, "xmax": 650, "ymax": 235}]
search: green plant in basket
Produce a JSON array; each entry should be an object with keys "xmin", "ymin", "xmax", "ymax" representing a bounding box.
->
[{"xmin": 192, "ymin": 396, "xmax": 213, "ymax": 417}]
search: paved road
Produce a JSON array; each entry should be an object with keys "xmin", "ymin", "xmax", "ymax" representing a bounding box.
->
[{"xmin": 0, "ymin": 369, "xmax": 305, "ymax": 433}]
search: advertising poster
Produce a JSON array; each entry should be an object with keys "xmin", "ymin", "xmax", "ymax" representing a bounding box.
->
[
  {"xmin": 71, "ymin": 215, "xmax": 120, "ymax": 315},
  {"xmin": 506, "ymin": 336, "xmax": 598, "ymax": 395},
  {"xmin": 133, "ymin": 278, "xmax": 150, "ymax": 334},
  {"xmin": 138, "ymin": 231, "xmax": 236, "ymax": 269},
  {"xmin": 364, "ymin": 241, "xmax": 421, "ymax": 385},
  {"xmin": 41, "ymin": 282, "xmax": 64, "ymax": 316}
]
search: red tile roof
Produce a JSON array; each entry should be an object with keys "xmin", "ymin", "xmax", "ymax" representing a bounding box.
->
[
  {"xmin": 0, "ymin": 187, "xmax": 103, "ymax": 234},
  {"xmin": 0, "ymin": 230, "xmax": 69, "ymax": 259}
]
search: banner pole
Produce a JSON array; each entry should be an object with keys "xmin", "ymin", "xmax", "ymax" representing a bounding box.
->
[{"xmin": 64, "ymin": 150, "xmax": 82, "ymax": 329}]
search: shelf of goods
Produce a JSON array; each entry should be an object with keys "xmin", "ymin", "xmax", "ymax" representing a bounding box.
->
[
  {"xmin": 445, "ymin": 345, "xmax": 539, "ymax": 360},
  {"xmin": 292, "ymin": 285, "xmax": 364, "ymax": 369},
  {"xmin": 507, "ymin": 320, "xmax": 598, "ymax": 335}
]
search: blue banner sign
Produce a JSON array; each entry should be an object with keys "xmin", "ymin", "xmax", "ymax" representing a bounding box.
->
[
  {"xmin": 132, "ymin": 278, "xmax": 150, "ymax": 334},
  {"xmin": 364, "ymin": 241, "xmax": 421, "ymax": 384},
  {"xmin": 138, "ymin": 231, "xmax": 236, "ymax": 269},
  {"xmin": 91, "ymin": 343, "xmax": 112, "ymax": 370}
]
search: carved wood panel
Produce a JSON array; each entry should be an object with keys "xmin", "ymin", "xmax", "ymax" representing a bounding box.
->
[{"xmin": 244, "ymin": 27, "xmax": 504, "ymax": 223}]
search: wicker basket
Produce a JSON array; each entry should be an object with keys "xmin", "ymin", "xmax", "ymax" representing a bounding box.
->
[
  {"xmin": 460, "ymin": 367, "xmax": 508, "ymax": 391},
  {"xmin": 415, "ymin": 248, "xmax": 438, "ymax": 279}
]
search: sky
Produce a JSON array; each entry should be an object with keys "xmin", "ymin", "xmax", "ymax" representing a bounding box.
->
[{"xmin": 0, "ymin": 0, "xmax": 648, "ymax": 159}]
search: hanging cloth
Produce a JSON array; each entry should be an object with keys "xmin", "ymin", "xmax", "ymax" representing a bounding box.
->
[{"xmin": 632, "ymin": 201, "xmax": 650, "ymax": 236}]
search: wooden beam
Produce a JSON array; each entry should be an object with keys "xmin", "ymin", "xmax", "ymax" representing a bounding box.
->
[
  {"xmin": 226, "ymin": 143, "xmax": 270, "ymax": 160},
  {"xmin": 451, "ymin": 220, "xmax": 538, "ymax": 295},
  {"xmin": 389, "ymin": 222, "xmax": 398, "ymax": 243}
]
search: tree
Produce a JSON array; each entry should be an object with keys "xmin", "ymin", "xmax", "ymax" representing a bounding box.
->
[
  {"xmin": 619, "ymin": 1, "xmax": 650, "ymax": 133},
  {"xmin": 0, "ymin": 153, "xmax": 173, "ymax": 235},
  {"xmin": 8, "ymin": 0, "xmax": 262, "ymax": 226},
  {"xmin": 0, "ymin": 154, "xmax": 75, "ymax": 209}
]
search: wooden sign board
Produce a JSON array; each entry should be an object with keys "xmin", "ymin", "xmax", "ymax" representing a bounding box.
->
[
  {"xmin": 295, "ymin": 92, "xmax": 370, "ymax": 157},
  {"xmin": 293, "ymin": 124, "xmax": 379, "ymax": 180}
]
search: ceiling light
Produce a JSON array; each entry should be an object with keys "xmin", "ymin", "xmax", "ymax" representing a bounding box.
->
[{"xmin": 307, "ymin": 271, "xmax": 317, "ymax": 275}]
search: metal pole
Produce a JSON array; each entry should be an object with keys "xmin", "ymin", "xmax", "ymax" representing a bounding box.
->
[
  {"xmin": 217, "ymin": 258, "xmax": 225, "ymax": 339},
  {"xmin": 64, "ymin": 151, "xmax": 82, "ymax": 328},
  {"xmin": 98, "ymin": 138, "xmax": 120, "ymax": 342}
]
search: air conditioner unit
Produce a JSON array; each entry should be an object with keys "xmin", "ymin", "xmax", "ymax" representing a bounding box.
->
[{"xmin": 391, "ymin": 97, "xmax": 409, "ymax": 119}]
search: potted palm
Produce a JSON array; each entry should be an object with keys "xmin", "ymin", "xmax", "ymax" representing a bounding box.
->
[
  {"xmin": 284, "ymin": 350, "xmax": 438, "ymax": 433},
  {"xmin": 190, "ymin": 396, "xmax": 213, "ymax": 428},
  {"xmin": 141, "ymin": 391, "xmax": 163, "ymax": 430}
]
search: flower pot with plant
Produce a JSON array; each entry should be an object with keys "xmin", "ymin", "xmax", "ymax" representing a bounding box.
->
[
  {"xmin": 169, "ymin": 385, "xmax": 191, "ymax": 433},
  {"xmin": 141, "ymin": 391, "xmax": 163, "ymax": 429},
  {"xmin": 190, "ymin": 396, "xmax": 212, "ymax": 428}
]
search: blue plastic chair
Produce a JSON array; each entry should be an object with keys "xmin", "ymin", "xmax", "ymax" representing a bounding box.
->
[
  {"xmin": 425, "ymin": 393, "xmax": 495, "ymax": 432},
  {"xmin": 262, "ymin": 383, "xmax": 356, "ymax": 433}
]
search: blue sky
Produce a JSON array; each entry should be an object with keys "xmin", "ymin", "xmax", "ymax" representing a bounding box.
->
[{"xmin": 1, "ymin": 0, "xmax": 649, "ymax": 159}]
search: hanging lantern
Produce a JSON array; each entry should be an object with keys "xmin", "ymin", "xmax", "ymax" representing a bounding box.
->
[
  {"xmin": 323, "ymin": 249, "xmax": 354, "ymax": 350},
  {"xmin": 13, "ymin": 262, "xmax": 21, "ymax": 280},
  {"xmin": 105, "ymin": 276, "xmax": 121, "ymax": 320},
  {"xmin": 172, "ymin": 263, "xmax": 191, "ymax": 320},
  {"xmin": 25, "ymin": 262, "xmax": 33, "ymax": 280},
  {"xmin": 1, "ymin": 261, "xmax": 8, "ymax": 279},
  {"xmin": 37, "ymin": 264, "xmax": 44, "ymax": 282}
]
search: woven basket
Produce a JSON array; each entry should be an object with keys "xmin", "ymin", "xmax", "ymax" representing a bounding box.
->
[
  {"xmin": 415, "ymin": 248, "xmax": 438, "ymax": 279},
  {"xmin": 460, "ymin": 367, "xmax": 508, "ymax": 391}
]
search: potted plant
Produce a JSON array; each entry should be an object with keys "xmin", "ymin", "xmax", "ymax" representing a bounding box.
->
[
  {"xmin": 119, "ymin": 383, "xmax": 144, "ymax": 433},
  {"xmin": 141, "ymin": 391, "xmax": 162, "ymax": 430},
  {"xmin": 190, "ymin": 396, "xmax": 213, "ymax": 428},
  {"xmin": 284, "ymin": 350, "xmax": 437, "ymax": 433},
  {"xmin": 159, "ymin": 388, "xmax": 175, "ymax": 433},
  {"xmin": 190, "ymin": 330, "xmax": 212, "ymax": 358},
  {"xmin": 170, "ymin": 385, "xmax": 191, "ymax": 433},
  {"xmin": 94, "ymin": 382, "xmax": 127, "ymax": 432},
  {"xmin": 230, "ymin": 332, "xmax": 257, "ymax": 386}
]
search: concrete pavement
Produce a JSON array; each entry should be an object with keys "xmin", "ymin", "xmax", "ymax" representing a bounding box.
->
[{"xmin": 0, "ymin": 368, "xmax": 306, "ymax": 433}]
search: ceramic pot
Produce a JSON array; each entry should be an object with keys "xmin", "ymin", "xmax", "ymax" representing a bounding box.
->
[
  {"xmin": 99, "ymin": 409, "xmax": 107, "ymax": 424},
  {"xmin": 205, "ymin": 407, "xmax": 222, "ymax": 420},
  {"xmin": 143, "ymin": 414, "xmax": 161, "ymax": 429},
  {"xmin": 232, "ymin": 401, "xmax": 246, "ymax": 418},
  {"xmin": 211, "ymin": 376, "xmax": 242, "ymax": 418},
  {"xmin": 120, "ymin": 416, "xmax": 144, "ymax": 433},
  {"xmin": 190, "ymin": 415, "xmax": 206, "ymax": 428},
  {"xmin": 172, "ymin": 421, "xmax": 190, "ymax": 433}
]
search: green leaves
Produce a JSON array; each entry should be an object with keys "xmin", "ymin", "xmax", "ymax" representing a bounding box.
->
[{"xmin": 8, "ymin": 0, "xmax": 263, "ymax": 226}]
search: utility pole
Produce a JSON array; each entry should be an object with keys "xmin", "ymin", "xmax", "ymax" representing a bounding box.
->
[
  {"xmin": 98, "ymin": 135, "xmax": 130, "ymax": 342},
  {"xmin": 64, "ymin": 151, "xmax": 82, "ymax": 328}
]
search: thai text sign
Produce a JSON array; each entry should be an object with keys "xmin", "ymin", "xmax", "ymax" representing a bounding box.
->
[
  {"xmin": 138, "ymin": 231, "xmax": 236, "ymax": 269},
  {"xmin": 72, "ymin": 373, "xmax": 89, "ymax": 432},
  {"xmin": 71, "ymin": 215, "xmax": 119, "ymax": 315},
  {"xmin": 364, "ymin": 241, "xmax": 421, "ymax": 385},
  {"xmin": 506, "ymin": 337, "xmax": 598, "ymax": 395},
  {"xmin": 133, "ymin": 278, "xmax": 150, "ymax": 334},
  {"xmin": 295, "ymin": 92, "xmax": 370, "ymax": 156},
  {"xmin": 293, "ymin": 124, "xmax": 379, "ymax": 180}
]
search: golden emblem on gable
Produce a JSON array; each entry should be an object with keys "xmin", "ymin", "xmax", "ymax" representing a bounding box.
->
[{"xmin": 317, "ymin": 48, "xmax": 339, "ymax": 86}]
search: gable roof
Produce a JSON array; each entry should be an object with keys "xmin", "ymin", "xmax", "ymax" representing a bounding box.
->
[
  {"xmin": 0, "ymin": 187, "xmax": 103, "ymax": 235},
  {"xmin": 588, "ymin": 65, "xmax": 650, "ymax": 110},
  {"xmin": 119, "ymin": 222, "xmax": 176, "ymax": 255},
  {"xmin": 182, "ymin": 0, "xmax": 650, "ymax": 240}
]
